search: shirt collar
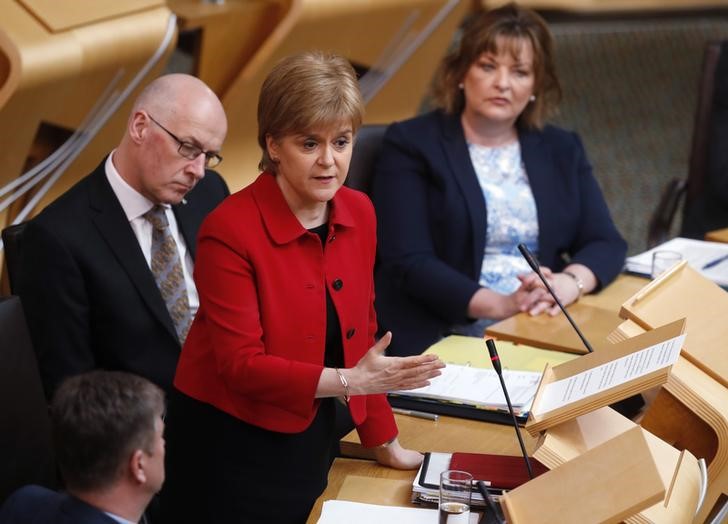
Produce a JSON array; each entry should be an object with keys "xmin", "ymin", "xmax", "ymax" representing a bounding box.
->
[
  {"xmin": 103, "ymin": 511, "xmax": 136, "ymax": 524},
  {"xmin": 252, "ymin": 172, "xmax": 356, "ymax": 245},
  {"xmin": 105, "ymin": 151, "xmax": 166, "ymax": 221}
]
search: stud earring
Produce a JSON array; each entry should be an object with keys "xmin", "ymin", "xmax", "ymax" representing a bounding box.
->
[
  {"xmin": 529, "ymin": 95, "xmax": 536, "ymax": 102},
  {"xmin": 458, "ymin": 83, "xmax": 464, "ymax": 89}
]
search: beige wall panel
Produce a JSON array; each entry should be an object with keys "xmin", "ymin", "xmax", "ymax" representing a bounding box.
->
[
  {"xmin": 0, "ymin": 2, "xmax": 175, "ymax": 240},
  {"xmin": 217, "ymin": 0, "xmax": 473, "ymax": 192}
]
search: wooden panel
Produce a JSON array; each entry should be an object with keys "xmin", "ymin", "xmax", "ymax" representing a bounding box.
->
[
  {"xmin": 706, "ymin": 227, "xmax": 728, "ymax": 243},
  {"xmin": 219, "ymin": 0, "xmax": 473, "ymax": 192},
  {"xmin": 620, "ymin": 263, "xmax": 728, "ymax": 389},
  {"xmin": 169, "ymin": 0, "xmax": 287, "ymax": 96},
  {"xmin": 502, "ymin": 427, "xmax": 665, "ymax": 524},
  {"xmin": 484, "ymin": 0, "xmax": 728, "ymax": 12},
  {"xmin": 535, "ymin": 407, "xmax": 702, "ymax": 524},
  {"xmin": 341, "ymin": 412, "xmax": 539, "ymax": 460},
  {"xmin": 0, "ymin": 1, "xmax": 174, "ymax": 251},
  {"xmin": 17, "ymin": 0, "xmax": 164, "ymax": 32},
  {"xmin": 486, "ymin": 303, "xmax": 623, "ymax": 354}
]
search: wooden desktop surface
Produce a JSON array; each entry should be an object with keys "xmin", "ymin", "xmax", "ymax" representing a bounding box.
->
[
  {"xmin": 706, "ymin": 227, "xmax": 728, "ymax": 243},
  {"xmin": 485, "ymin": 274, "xmax": 646, "ymax": 353},
  {"xmin": 308, "ymin": 274, "xmax": 649, "ymax": 523},
  {"xmin": 309, "ymin": 413, "xmax": 539, "ymax": 523}
]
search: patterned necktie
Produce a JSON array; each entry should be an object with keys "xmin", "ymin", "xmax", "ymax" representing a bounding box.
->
[{"xmin": 143, "ymin": 205, "xmax": 192, "ymax": 344}]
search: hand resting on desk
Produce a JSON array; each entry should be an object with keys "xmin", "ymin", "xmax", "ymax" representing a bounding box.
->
[
  {"xmin": 518, "ymin": 263, "xmax": 598, "ymax": 316},
  {"xmin": 373, "ymin": 436, "xmax": 425, "ymax": 470}
]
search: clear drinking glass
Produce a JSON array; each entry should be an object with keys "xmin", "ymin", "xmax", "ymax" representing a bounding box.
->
[
  {"xmin": 651, "ymin": 250, "xmax": 683, "ymax": 279},
  {"xmin": 439, "ymin": 470, "xmax": 472, "ymax": 524}
]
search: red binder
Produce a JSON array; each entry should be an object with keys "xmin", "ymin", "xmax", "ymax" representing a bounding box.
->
[{"xmin": 449, "ymin": 452, "xmax": 549, "ymax": 489}]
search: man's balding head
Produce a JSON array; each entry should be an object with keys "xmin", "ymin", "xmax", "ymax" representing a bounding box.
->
[{"xmin": 115, "ymin": 74, "xmax": 228, "ymax": 205}]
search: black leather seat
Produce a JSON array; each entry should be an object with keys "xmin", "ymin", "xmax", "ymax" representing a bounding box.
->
[
  {"xmin": 0, "ymin": 296, "xmax": 56, "ymax": 504},
  {"xmin": 2, "ymin": 223, "xmax": 27, "ymax": 295},
  {"xmin": 346, "ymin": 124, "xmax": 387, "ymax": 195},
  {"xmin": 647, "ymin": 41, "xmax": 725, "ymax": 246}
]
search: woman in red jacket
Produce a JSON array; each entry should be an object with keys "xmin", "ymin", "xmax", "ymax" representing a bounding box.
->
[{"xmin": 160, "ymin": 51, "xmax": 444, "ymax": 523}]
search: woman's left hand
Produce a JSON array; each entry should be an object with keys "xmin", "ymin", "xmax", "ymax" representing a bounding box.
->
[
  {"xmin": 373, "ymin": 437, "xmax": 424, "ymax": 470},
  {"xmin": 518, "ymin": 264, "xmax": 596, "ymax": 315}
]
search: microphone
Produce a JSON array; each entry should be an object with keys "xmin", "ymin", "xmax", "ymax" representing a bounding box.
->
[
  {"xmin": 486, "ymin": 338, "xmax": 534, "ymax": 480},
  {"xmin": 517, "ymin": 243, "xmax": 594, "ymax": 353},
  {"xmin": 517, "ymin": 245, "xmax": 646, "ymax": 418},
  {"xmin": 476, "ymin": 481, "xmax": 505, "ymax": 524}
]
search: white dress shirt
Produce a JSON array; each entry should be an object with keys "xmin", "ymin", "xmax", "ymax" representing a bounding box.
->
[{"xmin": 104, "ymin": 151, "xmax": 199, "ymax": 318}]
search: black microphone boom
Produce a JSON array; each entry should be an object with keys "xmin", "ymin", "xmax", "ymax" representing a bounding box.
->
[
  {"xmin": 517, "ymin": 243, "xmax": 594, "ymax": 353},
  {"xmin": 476, "ymin": 481, "xmax": 505, "ymax": 524},
  {"xmin": 486, "ymin": 338, "xmax": 534, "ymax": 480}
]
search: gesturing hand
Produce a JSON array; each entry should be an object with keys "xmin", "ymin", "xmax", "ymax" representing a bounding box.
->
[{"xmin": 346, "ymin": 332, "xmax": 445, "ymax": 396}]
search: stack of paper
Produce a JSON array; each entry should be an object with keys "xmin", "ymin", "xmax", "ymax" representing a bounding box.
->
[
  {"xmin": 625, "ymin": 237, "xmax": 728, "ymax": 286},
  {"xmin": 410, "ymin": 451, "xmax": 548, "ymax": 506},
  {"xmin": 393, "ymin": 364, "xmax": 541, "ymax": 415},
  {"xmin": 316, "ymin": 500, "xmax": 479, "ymax": 523}
]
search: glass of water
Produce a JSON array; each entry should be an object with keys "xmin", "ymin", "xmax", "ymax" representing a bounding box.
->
[
  {"xmin": 651, "ymin": 250, "xmax": 683, "ymax": 279},
  {"xmin": 439, "ymin": 470, "xmax": 472, "ymax": 523}
]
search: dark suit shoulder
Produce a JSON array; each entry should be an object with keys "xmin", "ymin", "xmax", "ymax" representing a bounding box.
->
[
  {"xmin": 386, "ymin": 109, "xmax": 450, "ymax": 142},
  {"xmin": 30, "ymin": 173, "xmax": 97, "ymax": 230},
  {"xmin": 0, "ymin": 485, "xmax": 63, "ymax": 523},
  {"xmin": 523, "ymin": 124, "xmax": 582, "ymax": 149},
  {"xmin": 188, "ymin": 169, "xmax": 230, "ymax": 202}
]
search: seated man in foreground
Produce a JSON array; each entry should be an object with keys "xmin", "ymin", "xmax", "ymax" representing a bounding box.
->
[{"xmin": 0, "ymin": 371, "xmax": 166, "ymax": 524}]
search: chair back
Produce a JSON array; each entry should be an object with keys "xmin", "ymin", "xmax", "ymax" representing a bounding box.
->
[
  {"xmin": 0, "ymin": 296, "xmax": 56, "ymax": 504},
  {"xmin": 647, "ymin": 41, "xmax": 724, "ymax": 246},
  {"xmin": 684, "ymin": 41, "xmax": 723, "ymax": 208},
  {"xmin": 2, "ymin": 223, "xmax": 26, "ymax": 295},
  {"xmin": 346, "ymin": 124, "xmax": 388, "ymax": 195}
]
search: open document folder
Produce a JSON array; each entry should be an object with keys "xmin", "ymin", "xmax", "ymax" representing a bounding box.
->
[
  {"xmin": 388, "ymin": 336, "xmax": 576, "ymax": 423},
  {"xmin": 393, "ymin": 364, "xmax": 540, "ymax": 415}
]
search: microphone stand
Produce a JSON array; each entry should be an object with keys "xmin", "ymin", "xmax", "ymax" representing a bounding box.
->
[
  {"xmin": 517, "ymin": 243, "xmax": 594, "ymax": 353},
  {"xmin": 486, "ymin": 338, "xmax": 534, "ymax": 480}
]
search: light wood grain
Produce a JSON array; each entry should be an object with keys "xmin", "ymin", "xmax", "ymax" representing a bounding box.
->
[
  {"xmin": 705, "ymin": 227, "xmax": 728, "ymax": 243},
  {"xmin": 484, "ymin": 0, "xmax": 728, "ymax": 12},
  {"xmin": 218, "ymin": 0, "xmax": 473, "ymax": 192},
  {"xmin": 503, "ymin": 427, "xmax": 665, "ymax": 524}
]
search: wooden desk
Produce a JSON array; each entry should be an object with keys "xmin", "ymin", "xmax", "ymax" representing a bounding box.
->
[
  {"xmin": 310, "ymin": 275, "xmax": 702, "ymax": 523},
  {"xmin": 309, "ymin": 413, "xmax": 539, "ymax": 523},
  {"xmin": 486, "ymin": 274, "xmax": 647, "ymax": 353},
  {"xmin": 706, "ymin": 227, "xmax": 728, "ymax": 243}
]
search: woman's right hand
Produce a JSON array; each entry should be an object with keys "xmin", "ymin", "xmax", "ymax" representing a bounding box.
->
[{"xmin": 344, "ymin": 332, "xmax": 445, "ymax": 395}]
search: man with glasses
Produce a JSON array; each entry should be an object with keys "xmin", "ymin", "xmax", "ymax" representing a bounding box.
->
[{"xmin": 18, "ymin": 74, "xmax": 229, "ymax": 399}]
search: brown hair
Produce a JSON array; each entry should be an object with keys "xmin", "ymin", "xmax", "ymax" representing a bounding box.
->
[
  {"xmin": 432, "ymin": 2, "xmax": 561, "ymax": 129},
  {"xmin": 257, "ymin": 51, "xmax": 364, "ymax": 173},
  {"xmin": 51, "ymin": 371, "xmax": 165, "ymax": 492}
]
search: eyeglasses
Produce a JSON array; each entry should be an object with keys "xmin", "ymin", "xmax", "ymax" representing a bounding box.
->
[{"xmin": 147, "ymin": 114, "xmax": 223, "ymax": 169}]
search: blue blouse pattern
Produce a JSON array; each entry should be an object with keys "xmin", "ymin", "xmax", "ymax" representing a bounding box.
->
[{"xmin": 468, "ymin": 141, "xmax": 539, "ymax": 294}]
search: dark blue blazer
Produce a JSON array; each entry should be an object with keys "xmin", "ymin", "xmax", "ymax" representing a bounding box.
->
[
  {"xmin": 18, "ymin": 159, "xmax": 229, "ymax": 398},
  {"xmin": 371, "ymin": 110, "xmax": 627, "ymax": 356},
  {"xmin": 0, "ymin": 486, "xmax": 118, "ymax": 524}
]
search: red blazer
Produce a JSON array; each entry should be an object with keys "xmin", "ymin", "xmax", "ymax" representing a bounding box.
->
[{"xmin": 174, "ymin": 173, "xmax": 397, "ymax": 447}]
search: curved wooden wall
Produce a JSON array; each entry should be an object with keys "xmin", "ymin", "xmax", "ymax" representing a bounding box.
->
[{"xmin": 0, "ymin": 1, "xmax": 175, "ymax": 229}]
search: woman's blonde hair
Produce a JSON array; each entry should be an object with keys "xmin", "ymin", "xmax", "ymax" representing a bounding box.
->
[
  {"xmin": 432, "ymin": 2, "xmax": 561, "ymax": 129},
  {"xmin": 257, "ymin": 51, "xmax": 364, "ymax": 172}
]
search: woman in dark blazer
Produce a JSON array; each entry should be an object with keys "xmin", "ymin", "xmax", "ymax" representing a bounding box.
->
[
  {"xmin": 372, "ymin": 3, "xmax": 627, "ymax": 357},
  {"xmin": 160, "ymin": 52, "xmax": 443, "ymax": 523}
]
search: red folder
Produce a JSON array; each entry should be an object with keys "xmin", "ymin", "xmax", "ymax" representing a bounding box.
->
[{"xmin": 449, "ymin": 453, "xmax": 549, "ymax": 490}]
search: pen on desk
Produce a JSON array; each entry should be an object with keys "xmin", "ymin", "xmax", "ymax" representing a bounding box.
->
[
  {"xmin": 391, "ymin": 407, "xmax": 439, "ymax": 421},
  {"xmin": 702, "ymin": 253, "xmax": 728, "ymax": 270}
]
